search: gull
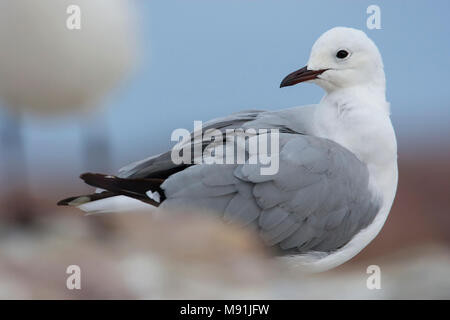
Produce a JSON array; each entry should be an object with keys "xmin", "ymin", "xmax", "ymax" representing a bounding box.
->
[{"xmin": 58, "ymin": 27, "xmax": 398, "ymax": 272}]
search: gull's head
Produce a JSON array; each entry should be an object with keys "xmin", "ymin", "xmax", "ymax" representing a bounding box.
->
[{"xmin": 280, "ymin": 27, "xmax": 385, "ymax": 93}]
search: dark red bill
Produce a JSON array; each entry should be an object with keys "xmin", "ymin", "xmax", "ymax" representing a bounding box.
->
[{"xmin": 280, "ymin": 66, "xmax": 327, "ymax": 88}]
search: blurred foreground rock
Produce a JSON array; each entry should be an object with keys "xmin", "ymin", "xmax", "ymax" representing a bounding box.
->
[
  {"xmin": 0, "ymin": 210, "xmax": 272, "ymax": 299},
  {"xmin": 0, "ymin": 209, "xmax": 449, "ymax": 299}
]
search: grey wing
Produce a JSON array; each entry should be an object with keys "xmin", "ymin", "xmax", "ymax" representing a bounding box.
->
[
  {"xmin": 160, "ymin": 133, "xmax": 382, "ymax": 254},
  {"xmin": 118, "ymin": 106, "xmax": 316, "ymax": 179},
  {"xmin": 117, "ymin": 109, "xmax": 265, "ymax": 179}
]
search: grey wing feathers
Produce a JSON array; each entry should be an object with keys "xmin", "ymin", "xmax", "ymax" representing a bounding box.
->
[
  {"xmin": 117, "ymin": 108, "xmax": 316, "ymax": 179},
  {"xmin": 117, "ymin": 110, "xmax": 266, "ymax": 179},
  {"xmin": 160, "ymin": 133, "xmax": 382, "ymax": 254}
]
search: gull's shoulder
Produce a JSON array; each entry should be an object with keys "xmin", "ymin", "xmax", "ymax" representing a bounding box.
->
[{"xmin": 240, "ymin": 104, "xmax": 319, "ymax": 135}]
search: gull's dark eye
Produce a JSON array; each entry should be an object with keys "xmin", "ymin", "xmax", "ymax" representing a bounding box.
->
[{"xmin": 336, "ymin": 50, "xmax": 349, "ymax": 59}]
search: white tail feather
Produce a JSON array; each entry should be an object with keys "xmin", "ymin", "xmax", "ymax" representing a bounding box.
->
[{"xmin": 78, "ymin": 195, "xmax": 156, "ymax": 215}]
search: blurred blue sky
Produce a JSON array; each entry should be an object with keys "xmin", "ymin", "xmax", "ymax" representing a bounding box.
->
[{"xmin": 1, "ymin": 0, "xmax": 450, "ymax": 182}]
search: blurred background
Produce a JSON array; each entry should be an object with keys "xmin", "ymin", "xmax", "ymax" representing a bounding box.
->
[{"xmin": 0, "ymin": 0, "xmax": 449, "ymax": 299}]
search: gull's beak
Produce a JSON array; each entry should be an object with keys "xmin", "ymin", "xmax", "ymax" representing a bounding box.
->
[{"xmin": 280, "ymin": 66, "xmax": 327, "ymax": 88}]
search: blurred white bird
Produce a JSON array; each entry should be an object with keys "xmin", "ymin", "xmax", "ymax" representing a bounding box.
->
[
  {"xmin": 0, "ymin": 0, "xmax": 138, "ymax": 218},
  {"xmin": 0, "ymin": 0, "xmax": 137, "ymax": 114}
]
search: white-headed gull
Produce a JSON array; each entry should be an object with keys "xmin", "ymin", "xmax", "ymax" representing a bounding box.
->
[{"xmin": 59, "ymin": 27, "xmax": 398, "ymax": 272}]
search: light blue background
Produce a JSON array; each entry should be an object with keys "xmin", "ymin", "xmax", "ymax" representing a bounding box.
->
[{"xmin": 1, "ymin": 0, "xmax": 449, "ymax": 183}]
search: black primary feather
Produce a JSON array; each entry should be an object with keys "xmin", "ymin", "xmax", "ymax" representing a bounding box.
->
[{"xmin": 57, "ymin": 173, "xmax": 165, "ymax": 207}]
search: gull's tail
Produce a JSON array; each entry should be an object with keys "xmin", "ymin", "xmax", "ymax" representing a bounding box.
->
[{"xmin": 57, "ymin": 173, "xmax": 163, "ymax": 214}]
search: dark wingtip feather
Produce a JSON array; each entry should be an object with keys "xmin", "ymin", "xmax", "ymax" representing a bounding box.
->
[
  {"xmin": 78, "ymin": 172, "xmax": 164, "ymax": 206},
  {"xmin": 80, "ymin": 172, "xmax": 106, "ymax": 183},
  {"xmin": 57, "ymin": 198, "xmax": 73, "ymax": 206},
  {"xmin": 57, "ymin": 190, "xmax": 117, "ymax": 207},
  {"xmin": 56, "ymin": 195, "xmax": 90, "ymax": 206}
]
